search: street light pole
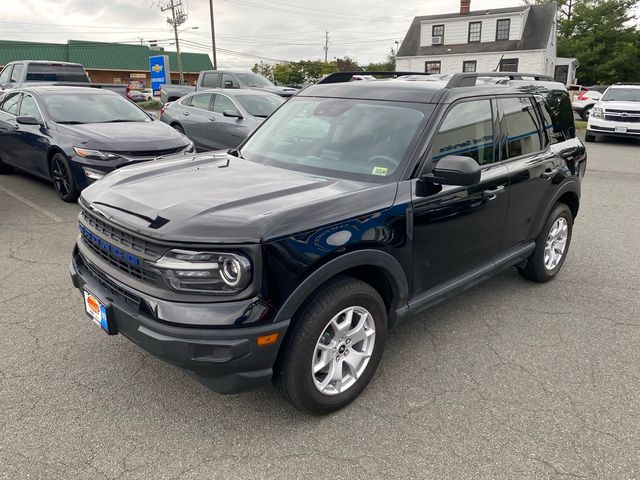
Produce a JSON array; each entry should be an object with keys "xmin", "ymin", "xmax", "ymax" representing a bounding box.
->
[{"xmin": 209, "ymin": 0, "xmax": 218, "ymax": 69}]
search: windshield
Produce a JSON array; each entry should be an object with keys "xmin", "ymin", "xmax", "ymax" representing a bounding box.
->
[
  {"xmin": 601, "ymin": 87, "xmax": 640, "ymax": 102},
  {"xmin": 43, "ymin": 93, "xmax": 151, "ymax": 124},
  {"xmin": 235, "ymin": 94, "xmax": 283, "ymax": 117},
  {"xmin": 26, "ymin": 64, "xmax": 89, "ymax": 83},
  {"xmin": 235, "ymin": 73, "xmax": 273, "ymax": 88},
  {"xmin": 241, "ymin": 97, "xmax": 431, "ymax": 182}
]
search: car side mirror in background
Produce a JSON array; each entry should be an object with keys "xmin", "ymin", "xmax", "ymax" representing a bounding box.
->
[
  {"xmin": 429, "ymin": 155, "xmax": 481, "ymax": 186},
  {"xmin": 16, "ymin": 116, "xmax": 43, "ymax": 126},
  {"xmin": 224, "ymin": 80, "xmax": 234, "ymax": 88},
  {"xmin": 223, "ymin": 110, "xmax": 243, "ymax": 119}
]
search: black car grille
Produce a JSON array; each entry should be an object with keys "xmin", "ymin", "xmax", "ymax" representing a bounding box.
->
[
  {"xmin": 80, "ymin": 252, "xmax": 141, "ymax": 308},
  {"xmin": 115, "ymin": 146, "xmax": 185, "ymax": 157},
  {"xmin": 604, "ymin": 109, "xmax": 640, "ymax": 123},
  {"xmin": 79, "ymin": 207, "xmax": 163, "ymax": 287}
]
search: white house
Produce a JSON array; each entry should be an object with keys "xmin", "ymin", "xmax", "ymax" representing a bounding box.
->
[{"xmin": 396, "ymin": 1, "xmax": 561, "ymax": 80}]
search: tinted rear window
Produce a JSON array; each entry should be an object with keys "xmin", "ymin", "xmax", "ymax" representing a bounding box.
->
[{"xmin": 26, "ymin": 64, "xmax": 89, "ymax": 82}]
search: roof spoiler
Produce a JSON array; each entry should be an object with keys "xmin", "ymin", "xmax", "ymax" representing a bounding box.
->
[
  {"xmin": 317, "ymin": 71, "xmax": 433, "ymax": 84},
  {"xmin": 445, "ymin": 72, "xmax": 554, "ymax": 88}
]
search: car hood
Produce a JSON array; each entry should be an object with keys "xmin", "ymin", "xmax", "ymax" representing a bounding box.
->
[
  {"xmin": 597, "ymin": 101, "xmax": 640, "ymax": 112},
  {"xmin": 55, "ymin": 120, "xmax": 189, "ymax": 151},
  {"xmin": 248, "ymin": 85, "xmax": 298, "ymax": 97},
  {"xmin": 80, "ymin": 152, "xmax": 397, "ymax": 243}
]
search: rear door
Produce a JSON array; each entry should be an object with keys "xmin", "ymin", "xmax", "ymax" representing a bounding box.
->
[
  {"xmin": 498, "ymin": 96, "xmax": 560, "ymax": 247},
  {"xmin": 411, "ymin": 98, "xmax": 511, "ymax": 293},
  {"xmin": 179, "ymin": 92, "xmax": 216, "ymax": 150}
]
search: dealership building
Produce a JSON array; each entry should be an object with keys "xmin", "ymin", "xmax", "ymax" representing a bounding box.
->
[{"xmin": 0, "ymin": 39, "xmax": 213, "ymax": 87}]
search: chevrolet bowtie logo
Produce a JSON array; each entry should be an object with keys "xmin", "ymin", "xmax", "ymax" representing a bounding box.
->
[{"xmin": 152, "ymin": 64, "xmax": 163, "ymax": 72}]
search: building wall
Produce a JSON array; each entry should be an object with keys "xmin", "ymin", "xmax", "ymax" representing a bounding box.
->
[
  {"xmin": 396, "ymin": 50, "xmax": 549, "ymax": 76},
  {"xmin": 86, "ymin": 69, "xmax": 198, "ymax": 87},
  {"xmin": 420, "ymin": 10, "xmax": 528, "ymax": 46}
]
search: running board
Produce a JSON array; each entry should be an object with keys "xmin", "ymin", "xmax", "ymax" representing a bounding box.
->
[{"xmin": 407, "ymin": 242, "xmax": 535, "ymax": 316}]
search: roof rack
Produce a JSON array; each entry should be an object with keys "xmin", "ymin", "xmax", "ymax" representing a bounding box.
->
[
  {"xmin": 613, "ymin": 82, "xmax": 640, "ymax": 86},
  {"xmin": 317, "ymin": 71, "xmax": 433, "ymax": 84},
  {"xmin": 445, "ymin": 72, "xmax": 554, "ymax": 88}
]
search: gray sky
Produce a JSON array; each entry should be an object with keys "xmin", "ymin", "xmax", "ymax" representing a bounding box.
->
[{"xmin": 2, "ymin": 0, "xmax": 522, "ymax": 68}]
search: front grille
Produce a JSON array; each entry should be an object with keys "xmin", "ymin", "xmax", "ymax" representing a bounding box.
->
[
  {"xmin": 80, "ymin": 207, "xmax": 164, "ymax": 287},
  {"xmin": 604, "ymin": 109, "xmax": 640, "ymax": 123},
  {"xmin": 80, "ymin": 252, "xmax": 141, "ymax": 308},
  {"xmin": 114, "ymin": 146, "xmax": 185, "ymax": 157}
]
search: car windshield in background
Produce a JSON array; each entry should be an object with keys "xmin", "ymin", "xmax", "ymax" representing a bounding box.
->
[
  {"xmin": 235, "ymin": 73, "xmax": 273, "ymax": 88},
  {"xmin": 235, "ymin": 94, "xmax": 284, "ymax": 118},
  {"xmin": 601, "ymin": 88, "xmax": 640, "ymax": 102},
  {"xmin": 26, "ymin": 64, "xmax": 88, "ymax": 82},
  {"xmin": 43, "ymin": 93, "xmax": 151, "ymax": 124},
  {"xmin": 241, "ymin": 97, "xmax": 432, "ymax": 182}
]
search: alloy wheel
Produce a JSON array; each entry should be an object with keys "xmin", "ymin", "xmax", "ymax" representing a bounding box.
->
[
  {"xmin": 544, "ymin": 217, "xmax": 568, "ymax": 270},
  {"xmin": 51, "ymin": 157, "xmax": 71, "ymax": 198},
  {"xmin": 311, "ymin": 306, "xmax": 376, "ymax": 396}
]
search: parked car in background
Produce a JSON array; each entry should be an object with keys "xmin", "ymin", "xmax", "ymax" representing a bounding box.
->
[
  {"xmin": 127, "ymin": 90, "xmax": 146, "ymax": 103},
  {"xmin": 142, "ymin": 88, "xmax": 155, "ymax": 101},
  {"xmin": 572, "ymin": 85, "xmax": 609, "ymax": 120},
  {"xmin": 0, "ymin": 60, "xmax": 126, "ymax": 96},
  {"xmin": 0, "ymin": 86, "xmax": 194, "ymax": 201},
  {"xmin": 160, "ymin": 88, "xmax": 284, "ymax": 151},
  {"xmin": 160, "ymin": 70, "xmax": 297, "ymax": 104},
  {"xmin": 586, "ymin": 83, "xmax": 640, "ymax": 142}
]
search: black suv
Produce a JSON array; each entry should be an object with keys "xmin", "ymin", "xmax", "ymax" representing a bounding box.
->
[{"xmin": 70, "ymin": 72, "xmax": 586, "ymax": 414}]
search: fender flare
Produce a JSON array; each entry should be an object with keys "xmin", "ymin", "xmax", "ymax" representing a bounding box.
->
[
  {"xmin": 273, "ymin": 249, "xmax": 410, "ymax": 324},
  {"xmin": 531, "ymin": 179, "xmax": 581, "ymax": 239}
]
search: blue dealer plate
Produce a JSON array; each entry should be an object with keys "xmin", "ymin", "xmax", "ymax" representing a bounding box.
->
[{"xmin": 83, "ymin": 289, "xmax": 114, "ymax": 334}]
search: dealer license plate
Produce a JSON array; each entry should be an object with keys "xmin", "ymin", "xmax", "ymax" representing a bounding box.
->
[
  {"xmin": 83, "ymin": 289, "xmax": 115, "ymax": 334},
  {"xmin": 615, "ymin": 126, "xmax": 628, "ymax": 133}
]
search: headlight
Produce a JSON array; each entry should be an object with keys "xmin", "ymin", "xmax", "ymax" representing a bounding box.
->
[
  {"xmin": 74, "ymin": 147, "xmax": 120, "ymax": 161},
  {"xmin": 591, "ymin": 107, "xmax": 604, "ymax": 119},
  {"xmin": 151, "ymin": 249, "xmax": 252, "ymax": 294},
  {"xmin": 182, "ymin": 142, "xmax": 195, "ymax": 154}
]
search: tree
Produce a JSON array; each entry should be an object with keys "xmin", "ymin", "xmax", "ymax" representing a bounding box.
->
[
  {"xmin": 273, "ymin": 63, "xmax": 292, "ymax": 86},
  {"xmin": 335, "ymin": 56, "xmax": 361, "ymax": 72},
  {"xmin": 251, "ymin": 61, "xmax": 274, "ymax": 81},
  {"xmin": 365, "ymin": 48, "xmax": 396, "ymax": 72}
]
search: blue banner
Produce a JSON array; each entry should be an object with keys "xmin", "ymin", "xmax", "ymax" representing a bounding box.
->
[{"xmin": 149, "ymin": 55, "xmax": 171, "ymax": 92}]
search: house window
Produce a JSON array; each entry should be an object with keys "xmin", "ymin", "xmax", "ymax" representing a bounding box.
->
[
  {"xmin": 468, "ymin": 22, "xmax": 482, "ymax": 43},
  {"xmin": 499, "ymin": 58, "xmax": 519, "ymax": 72},
  {"xmin": 463, "ymin": 61, "xmax": 477, "ymax": 73},
  {"xmin": 432, "ymin": 24, "xmax": 445, "ymax": 40},
  {"xmin": 425, "ymin": 61, "xmax": 441, "ymax": 74},
  {"xmin": 496, "ymin": 19, "xmax": 511, "ymax": 41}
]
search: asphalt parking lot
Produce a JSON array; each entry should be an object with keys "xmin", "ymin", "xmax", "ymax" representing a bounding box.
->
[{"xmin": 1, "ymin": 135, "xmax": 639, "ymax": 480}]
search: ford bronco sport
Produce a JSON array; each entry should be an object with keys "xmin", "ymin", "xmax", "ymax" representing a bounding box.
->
[{"xmin": 70, "ymin": 72, "xmax": 586, "ymax": 414}]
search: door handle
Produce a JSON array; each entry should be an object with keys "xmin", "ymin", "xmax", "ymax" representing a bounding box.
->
[
  {"xmin": 483, "ymin": 185, "xmax": 505, "ymax": 201},
  {"xmin": 541, "ymin": 168, "xmax": 561, "ymax": 179}
]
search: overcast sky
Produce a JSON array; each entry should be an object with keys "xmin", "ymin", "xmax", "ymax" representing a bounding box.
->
[{"xmin": 3, "ymin": 0, "xmax": 525, "ymax": 68}]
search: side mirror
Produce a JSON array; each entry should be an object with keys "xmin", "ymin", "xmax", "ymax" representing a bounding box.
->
[
  {"xmin": 429, "ymin": 155, "xmax": 481, "ymax": 186},
  {"xmin": 16, "ymin": 116, "xmax": 43, "ymax": 126},
  {"xmin": 223, "ymin": 109, "xmax": 243, "ymax": 119},
  {"xmin": 224, "ymin": 80, "xmax": 234, "ymax": 88}
]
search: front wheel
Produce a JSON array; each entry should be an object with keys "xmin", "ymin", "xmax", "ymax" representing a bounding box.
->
[
  {"xmin": 275, "ymin": 277, "xmax": 387, "ymax": 415},
  {"xmin": 0, "ymin": 154, "xmax": 13, "ymax": 174},
  {"xmin": 518, "ymin": 203, "xmax": 573, "ymax": 283},
  {"xmin": 51, "ymin": 153, "xmax": 79, "ymax": 202},
  {"xmin": 581, "ymin": 106, "xmax": 593, "ymax": 121}
]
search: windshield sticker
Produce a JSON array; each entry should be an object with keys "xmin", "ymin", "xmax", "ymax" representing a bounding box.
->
[{"xmin": 372, "ymin": 166, "xmax": 388, "ymax": 176}]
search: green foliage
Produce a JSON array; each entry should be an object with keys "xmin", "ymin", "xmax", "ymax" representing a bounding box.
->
[
  {"xmin": 139, "ymin": 100, "xmax": 162, "ymax": 110},
  {"xmin": 251, "ymin": 61, "xmax": 274, "ymax": 81},
  {"xmin": 364, "ymin": 48, "xmax": 396, "ymax": 72}
]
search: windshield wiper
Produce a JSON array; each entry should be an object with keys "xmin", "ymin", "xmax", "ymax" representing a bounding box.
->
[
  {"xmin": 102, "ymin": 119, "xmax": 140, "ymax": 123},
  {"xmin": 56, "ymin": 120, "xmax": 85, "ymax": 124},
  {"xmin": 253, "ymin": 114, "xmax": 269, "ymax": 118}
]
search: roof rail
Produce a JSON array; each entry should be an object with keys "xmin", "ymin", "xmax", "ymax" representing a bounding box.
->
[
  {"xmin": 317, "ymin": 71, "xmax": 432, "ymax": 84},
  {"xmin": 446, "ymin": 72, "xmax": 554, "ymax": 88},
  {"xmin": 613, "ymin": 82, "xmax": 640, "ymax": 86}
]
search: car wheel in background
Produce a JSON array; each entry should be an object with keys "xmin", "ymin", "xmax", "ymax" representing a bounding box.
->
[
  {"xmin": 0, "ymin": 154, "xmax": 13, "ymax": 174},
  {"xmin": 581, "ymin": 106, "xmax": 593, "ymax": 121},
  {"xmin": 172, "ymin": 123, "xmax": 185, "ymax": 135},
  {"xmin": 519, "ymin": 203, "xmax": 573, "ymax": 283},
  {"xmin": 275, "ymin": 276, "xmax": 387, "ymax": 415},
  {"xmin": 50, "ymin": 153, "xmax": 79, "ymax": 202}
]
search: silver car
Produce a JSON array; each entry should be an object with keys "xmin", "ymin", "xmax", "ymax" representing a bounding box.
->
[{"xmin": 160, "ymin": 89, "xmax": 284, "ymax": 151}]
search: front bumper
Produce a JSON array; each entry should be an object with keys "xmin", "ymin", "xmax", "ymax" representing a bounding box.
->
[
  {"xmin": 70, "ymin": 250, "xmax": 289, "ymax": 394},
  {"xmin": 587, "ymin": 118, "xmax": 640, "ymax": 138}
]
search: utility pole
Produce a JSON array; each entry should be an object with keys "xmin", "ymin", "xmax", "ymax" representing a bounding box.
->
[
  {"xmin": 161, "ymin": 0, "xmax": 187, "ymax": 84},
  {"xmin": 324, "ymin": 30, "xmax": 329, "ymax": 63},
  {"xmin": 208, "ymin": 0, "xmax": 218, "ymax": 69}
]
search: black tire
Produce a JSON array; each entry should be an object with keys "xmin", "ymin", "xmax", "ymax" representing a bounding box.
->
[
  {"xmin": 580, "ymin": 106, "xmax": 593, "ymax": 121},
  {"xmin": 585, "ymin": 132, "xmax": 596, "ymax": 142},
  {"xmin": 0, "ymin": 154, "xmax": 13, "ymax": 174},
  {"xmin": 50, "ymin": 153, "xmax": 79, "ymax": 202},
  {"xmin": 275, "ymin": 276, "xmax": 387, "ymax": 415},
  {"xmin": 172, "ymin": 123, "xmax": 185, "ymax": 135},
  {"xmin": 518, "ymin": 203, "xmax": 573, "ymax": 283}
]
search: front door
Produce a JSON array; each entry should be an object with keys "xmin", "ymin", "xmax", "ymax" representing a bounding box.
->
[
  {"xmin": 209, "ymin": 93, "xmax": 248, "ymax": 149},
  {"xmin": 411, "ymin": 98, "xmax": 510, "ymax": 294},
  {"xmin": 13, "ymin": 93, "xmax": 50, "ymax": 176},
  {"xmin": 0, "ymin": 92, "xmax": 24, "ymax": 168}
]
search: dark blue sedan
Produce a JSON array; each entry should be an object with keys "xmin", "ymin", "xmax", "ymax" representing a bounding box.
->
[{"xmin": 0, "ymin": 86, "xmax": 194, "ymax": 201}]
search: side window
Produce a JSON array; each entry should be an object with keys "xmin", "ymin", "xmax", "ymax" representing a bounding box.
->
[
  {"xmin": 189, "ymin": 93, "xmax": 213, "ymax": 110},
  {"xmin": 222, "ymin": 74, "xmax": 240, "ymax": 89},
  {"xmin": 0, "ymin": 66, "xmax": 13, "ymax": 84},
  {"xmin": 201, "ymin": 72, "xmax": 221, "ymax": 88},
  {"xmin": 213, "ymin": 94, "xmax": 238, "ymax": 114},
  {"xmin": 431, "ymin": 100, "xmax": 494, "ymax": 165},
  {"xmin": 0, "ymin": 92, "xmax": 22, "ymax": 115},
  {"xmin": 539, "ymin": 99, "xmax": 562, "ymax": 145},
  {"xmin": 10, "ymin": 64, "xmax": 23, "ymax": 83},
  {"xmin": 19, "ymin": 94, "xmax": 42, "ymax": 121},
  {"xmin": 179, "ymin": 96, "xmax": 192, "ymax": 107},
  {"xmin": 499, "ymin": 97, "xmax": 543, "ymax": 158}
]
